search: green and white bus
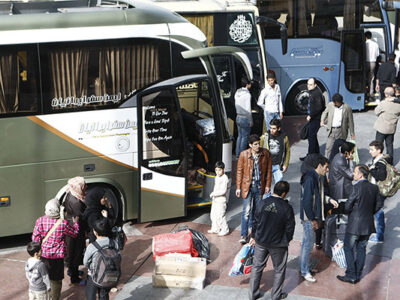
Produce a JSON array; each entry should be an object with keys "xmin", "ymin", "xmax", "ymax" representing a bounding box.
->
[{"xmin": 0, "ymin": 0, "xmax": 252, "ymax": 237}]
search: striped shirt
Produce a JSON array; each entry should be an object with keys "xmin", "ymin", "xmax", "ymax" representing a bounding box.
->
[
  {"xmin": 32, "ymin": 216, "xmax": 79, "ymax": 259},
  {"xmin": 251, "ymin": 153, "xmax": 261, "ymax": 189}
]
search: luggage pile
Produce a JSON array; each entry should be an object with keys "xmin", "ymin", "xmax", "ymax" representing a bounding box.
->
[{"xmin": 151, "ymin": 226, "xmax": 209, "ymax": 290}]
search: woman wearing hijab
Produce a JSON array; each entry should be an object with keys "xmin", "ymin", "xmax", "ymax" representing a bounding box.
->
[
  {"xmin": 83, "ymin": 187, "xmax": 115, "ymax": 243},
  {"xmin": 32, "ymin": 198, "xmax": 79, "ymax": 300},
  {"xmin": 64, "ymin": 176, "xmax": 87, "ymax": 285}
]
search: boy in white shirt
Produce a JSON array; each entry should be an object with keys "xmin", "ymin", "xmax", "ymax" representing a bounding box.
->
[{"xmin": 208, "ymin": 161, "xmax": 230, "ymax": 236}]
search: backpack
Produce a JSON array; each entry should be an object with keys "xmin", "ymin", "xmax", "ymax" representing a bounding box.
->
[
  {"xmin": 90, "ymin": 239, "xmax": 121, "ymax": 288},
  {"xmin": 111, "ymin": 226, "xmax": 127, "ymax": 251},
  {"xmin": 376, "ymin": 160, "xmax": 400, "ymax": 197}
]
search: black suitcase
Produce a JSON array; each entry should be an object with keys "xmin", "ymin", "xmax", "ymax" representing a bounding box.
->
[{"xmin": 323, "ymin": 213, "xmax": 347, "ymax": 258}]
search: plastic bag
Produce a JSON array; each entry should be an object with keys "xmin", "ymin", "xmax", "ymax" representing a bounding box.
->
[
  {"xmin": 331, "ymin": 239, "xmax": 346, "ymax": 269},
  {"xmin": 347, "ymin": 139, "xmax": 359, "ymax": 164},
  {"xmin": 175, "ymin": 225, "xmax": 210, "ymax": 260},
  {"xmin": 152, "ymin": 230, "xmax": 198, "ymax": 259},
  {"xmin": 229, "ymin": 244, "xmax": 254, "ymax": 276}
]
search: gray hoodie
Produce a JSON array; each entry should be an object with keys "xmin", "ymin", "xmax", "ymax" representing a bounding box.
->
[
  {"xmin": 235, "ymin": 87, "xmax": 253, "ymax": 123},
  {"xmin": 25, "ymin": 257, "xmax": 51, "ymax": 292}
]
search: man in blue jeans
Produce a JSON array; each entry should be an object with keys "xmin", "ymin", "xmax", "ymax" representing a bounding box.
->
[
  {"xmin": 235, "ymin": 79, "xmax": 253, "ymax": 158},
  {"xmin": 368, "ymin": 140, "xmax": 388, "ymax": 243},
  {"xmin": 236, "ymin": 134, "xmax": 272, "ymax": 244},
  {"xmin": 337, "ymin": 165, "xmax": 381, "ymax": 284},
  {"xmin": 299, "ymin": 155, "xmax": 338, "ymax": 282}
]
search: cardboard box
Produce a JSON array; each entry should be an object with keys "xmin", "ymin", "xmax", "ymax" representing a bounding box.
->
[
  {"xmin": 154, "ymin": 255, "xmax": 206, "ymax": 278},
  {"xmin": 152, "ymin": 273, "xmax": 205, "ymax": 290}
]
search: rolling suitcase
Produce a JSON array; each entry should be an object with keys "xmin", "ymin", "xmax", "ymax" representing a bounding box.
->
[{"xmin": 323, "ymin": 213, "xmax": 347, "ymax": 258}]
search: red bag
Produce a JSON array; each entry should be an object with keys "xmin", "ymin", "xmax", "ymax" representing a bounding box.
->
[{"xmin": 152, "ymin": 230, "xmax": 198, "ymax": 259}]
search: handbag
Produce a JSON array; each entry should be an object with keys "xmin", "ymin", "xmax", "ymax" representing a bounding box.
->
[{"xmin": 300, "ymin": 122, "xmax": 309, "ymax": 140}]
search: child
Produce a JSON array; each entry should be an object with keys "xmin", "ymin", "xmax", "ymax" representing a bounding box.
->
[
  {"xmin": 25, "ymin": 241, "xmax": 51, "ymax": 300},
  {"xmin": 208, "ymin": 161, "xmax": 230, "ymax": 236},
  {"xmin": 84, "ymin": 217, "xmax": 120, "ymax": 300}
]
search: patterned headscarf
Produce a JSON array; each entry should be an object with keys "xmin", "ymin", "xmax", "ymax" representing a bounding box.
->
[
  {"xmin": 45, "ymin": 198, "xmax": 60, "ymax": 219},
  {"xmin": 67, "ymin": 176, "xmax": 86, "ymax": 201}
]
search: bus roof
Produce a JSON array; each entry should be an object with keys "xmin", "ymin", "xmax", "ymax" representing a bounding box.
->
[
  {"xmin": 143, "ymin": 0, "xmax": 258, "ymax": 13},
  {"xmin": 0, "ymin": 0, "xmax": 187, "ymax": 31}
]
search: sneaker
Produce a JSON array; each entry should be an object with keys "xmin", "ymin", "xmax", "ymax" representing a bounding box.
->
[
  {"xmin": 218, "ymin": 230, "xmax": 229, "ymax": 236},
  {"xmin": 369, "ymin": 236, "xmax": 383, "ymax": 243},
  {"xmin": 239, "ymin": 236, "xmax": 247, "ymax": 244},
  {"xmin": 303, "ymin": 273, "xmax": 316, "ymax": 283},
  {"xmin": 207, "ymin": 229, "xmax": 218, "ymax": 234}
]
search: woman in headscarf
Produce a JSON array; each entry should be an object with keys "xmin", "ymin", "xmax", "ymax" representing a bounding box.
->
[
  {"xmin": 83, "ymin": 186, "xmax": 115, "ymax": 243},
  {"xmin": 32, "ymin": 198, "xmax": 79, "ymax": 300},
  {"xmin": 64, "ymin": 176, "xmax": 87, "ymax": 285}
]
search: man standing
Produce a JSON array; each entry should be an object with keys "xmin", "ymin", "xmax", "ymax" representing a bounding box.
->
[
  {"xmin": 236, "ymin": 134, "xmax": 272, "ymax": 244},
  {"xmin": 368, "ymin": 140, "xmax": 388, "ymax": 243},
  {"xmin": 249, "ymin": 181, "xmax": 295, "ymax": 300},
  {"xmin": 257, "ymin": 72, "xmax": 283, "ymax": 131},
  {"xmin": 337, "ymin": 165, "xmax": 381, "ymax": 284},
  {"xmin": 328, "ymin": 141, "xmax": 355, "ymax": 201},
  {"xmin": 376, "ymin": 53, "xmax": 396, "ymax": 100},
  {"xmin": 300, "ymin": 78, "xmax": 325, "ymax": 161},
  {"xmin": 374, "ymin": 87, "xmax": 400, "ymax": 164},
  {"xmin": 320, "ymin": 93, "xmax": 355, "ymax": 159},
  {"xmin": 365, "ymin": 31, "xmax": 380, "ymax": 97},
  {"xmin": 235, "ymin": 78, "xmax": 253, "ymax": 158},
  {"xmin": 299, "ymin": 155, "xmax": 338, "ymax": 282},
  {"xmin": 260, "ymin": 118, "xmax": 290, "ymax": 184}
]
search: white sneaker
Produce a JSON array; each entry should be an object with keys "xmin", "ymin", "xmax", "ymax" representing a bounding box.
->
[
  {"xmin": 303, "ymin": 273, "xmax": 316, "ymax": 283},
  {"xmin": 207, "ymin": 229, "xmax": 218, "ymax": 234},
  {"xmin": 218, "ymin": 230, "xmax": 229, "ymax": 236}
]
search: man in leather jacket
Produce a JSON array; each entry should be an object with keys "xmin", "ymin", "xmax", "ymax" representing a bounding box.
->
[{"xmin": 236, "ymin": 134, "xmax": 272, "ymax": 244}]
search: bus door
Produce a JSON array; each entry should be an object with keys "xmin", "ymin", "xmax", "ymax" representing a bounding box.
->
[
  {"xmin": 137, "ymin": 82, "xmax": 188, "ymax": 222},
  {"xmin": 339, "ymin": 30, "xmax": 366, "ymax": 109}
]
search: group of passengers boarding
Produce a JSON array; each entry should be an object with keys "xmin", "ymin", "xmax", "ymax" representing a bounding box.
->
[{"xmin": 27, "ymin": 177, "xmax": 120, "ymax": 300}]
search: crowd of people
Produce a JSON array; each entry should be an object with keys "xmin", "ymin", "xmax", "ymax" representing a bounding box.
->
[
  {"xmin": 231, "ymin": 69, "xmax": 399, "ymax": 299},
  {"xmin": 26, "ymin": 177, "xmax": 120, "ymax": 300}
]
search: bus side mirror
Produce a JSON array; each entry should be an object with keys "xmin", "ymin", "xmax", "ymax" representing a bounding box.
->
[{"xmin": 280, "ymin": 25, "xmax": 288, "ymax": 55}]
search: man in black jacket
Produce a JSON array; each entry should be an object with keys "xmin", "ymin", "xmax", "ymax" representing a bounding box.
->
[
  {"xmin": 337, "ymin": 164, "xmax": 382, "ymax": 284},
  {"xmin": 300, "ymin": 78, "xmax": 325, "ymax": 160},
  {"xmin": 248, "ymin": 181, "xmax": 295, "ymax": 300}
]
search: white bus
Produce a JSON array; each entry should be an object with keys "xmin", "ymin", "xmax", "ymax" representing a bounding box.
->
[{"xmin": 0, "ymin": 0, "xmax": 252, "ymax": 236}]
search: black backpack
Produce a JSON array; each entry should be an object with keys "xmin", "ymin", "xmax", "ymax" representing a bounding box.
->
[{"xmin": 90, "ymin": 239, "xmax": 121, "ymax": 288}]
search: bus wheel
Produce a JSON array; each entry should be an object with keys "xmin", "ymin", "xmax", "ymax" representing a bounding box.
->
[{"xmin": 286, "ymin": 83, "xmax": 309, "ymax": 115}]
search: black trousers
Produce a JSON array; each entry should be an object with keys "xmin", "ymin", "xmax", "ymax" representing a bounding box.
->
[
  {"xmin": 249, "ymin": 243, "xmax": 288, "ymax": 300},
  {"xmin": 66, "ymin": 228, "xmax": 86, "ymax": 283},
  {"xmin": 308, "ymin": 119, "xmax": 320, "ymax": 155},
  {"xmin": 86, "ymin": 276, "xmax": 111, "ymax": 300},
  {"xmin": 376, "ymin": 131, "xmax": 394, "ymax": 164}
]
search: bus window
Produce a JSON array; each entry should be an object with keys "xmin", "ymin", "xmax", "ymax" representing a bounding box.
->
[
  {"xmin": 141, "ymin": 89, "xmax": 185, "ymax": 176},
  {"xmin": 342, "ymin": 31, "xmax": 365, "ymax": 93},
  {"xmin": 40, "ymin": 39, "xmax": 171, "ymax": 113},
  {"xmin": 171, "ymin": 43, "xmax": 205, "ymax": 78},
  {"xmin": 361, "ymin": 0, "xmax": 383, "ymax": 23},
  {"xmin": 176, "ymin": 80, "xmax": 217, "ymax": 171},
  {"xmin": 0, "ymin": 46, "xmax": 39, "ymax": 116},
  {"xmin": 258, "ymin": 0, "xmax": 293, "ymax": 38},
  {"xmin": 185, "ymin": 14, "xmax": 214, "ymax": 46},
  {"xmin": 213, "ymin": 56, "xmax": 233, "ymax": 99}
]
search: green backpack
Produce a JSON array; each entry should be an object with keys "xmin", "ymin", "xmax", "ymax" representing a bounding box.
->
[{"xmin": 377, "ymin": 160, "xmax": 400, "ymax": 197}]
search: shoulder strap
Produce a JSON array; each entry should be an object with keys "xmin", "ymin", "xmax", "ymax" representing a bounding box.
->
[{"xmin": 42, "ymin": 218, "xmax": 62, "ymax": 244}]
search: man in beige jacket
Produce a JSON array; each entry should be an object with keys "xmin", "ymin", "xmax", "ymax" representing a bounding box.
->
[
  {"xmin": 320, "ymin": 93, "xmax": 355, "ymax": 159},
  {"xmin": 374, "ymin": 87, "xmax": 400, "ymax": 164}
]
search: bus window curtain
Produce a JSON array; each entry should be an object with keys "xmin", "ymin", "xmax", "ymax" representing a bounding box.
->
[
  {"xmin": 49, "ymin": 49, "xmax": 89, "ymax": 102},
  {"xmin": 297, "ymin": 0, "xmax": 308, "ymax": 35},
  {"xmin": 0, "ymin": 54, "xmax": 19, "ymax": 113},
  {"xmin": 344, "ymin": 0, "xmax": 356, "ymax": 29},
  {"xmin": 98, "ymin": 45, "xmax": 159, "ymax": 97},
  {"xmin": 185, "ymin": 15, "xmax": 214, "ymax": 46}
]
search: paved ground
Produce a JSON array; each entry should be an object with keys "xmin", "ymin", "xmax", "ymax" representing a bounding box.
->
[{"xmin": 1, "ymin": 110, "xmax": 400, "ymax": 299}]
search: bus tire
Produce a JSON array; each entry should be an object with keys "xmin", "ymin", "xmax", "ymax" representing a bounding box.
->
[
  {"xmin": 286, "ymin": 82, "xmax": 309, "ymax": 115},
  {"xmin": 285, "ymin": 82, "xmax": 327, "ymax": 115}
]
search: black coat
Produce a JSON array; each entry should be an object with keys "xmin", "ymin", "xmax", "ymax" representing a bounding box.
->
[
  {"xmin": 328, "ymin": 153, "xmax": 354, "ymax": 200},
  {"xmin": 251, "ymin": 195, "xmax": 295, "ymax": 247},
  {"xmin": 344, "ymin": 179, "xmax": 382, "ymax": 235}
]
